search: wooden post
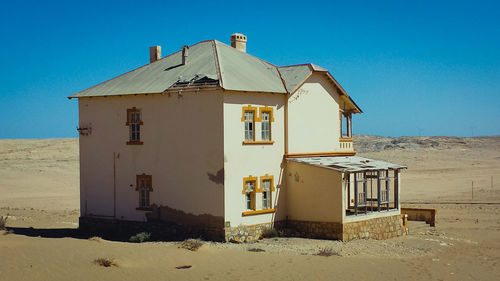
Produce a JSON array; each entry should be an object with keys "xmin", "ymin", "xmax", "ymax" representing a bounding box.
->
[
  {"xmin": 386, "ymin": 170, "xmax": 390, "ymax": 211},
  {"xmin": 377, "ymin": 171, "xmax": 381, "ymax": 211},
  {"xmin": 347, "ymin": 173, "xmax": 350, "ymax": 209},
  {"xmin": 354, "ymin": 173, "xmax": 358, "ymax": 216}
]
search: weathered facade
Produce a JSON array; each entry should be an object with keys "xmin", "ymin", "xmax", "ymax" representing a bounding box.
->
[{"xmin": 71, "ymin": 33, "xmax": 405, "ymax": 242}]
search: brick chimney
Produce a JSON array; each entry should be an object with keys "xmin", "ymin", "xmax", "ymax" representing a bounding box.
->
[
  {"xmin": 149, "ymin": 46, "xmax": 161, "ymax": 63},
  {"xmin": 230, "ymin": 33, "xmax": 247, "ymax": 53}
]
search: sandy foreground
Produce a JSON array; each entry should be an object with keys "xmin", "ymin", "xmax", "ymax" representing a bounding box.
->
[{"xmin": 1, "ymin": 136, "xmax": 499, "ymax": 281}]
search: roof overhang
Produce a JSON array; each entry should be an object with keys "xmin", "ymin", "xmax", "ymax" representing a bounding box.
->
[{"xmin": 286, "ymin": 156, "xmax": 407, "ymax": 173}]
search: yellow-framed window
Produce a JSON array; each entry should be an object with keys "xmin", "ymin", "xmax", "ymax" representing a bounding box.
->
[
  {"xmin": 241, "ymin": 105, "xmax": 257, "ymax": 141},
  {"xmin": 242, "ymin": 175, "xmax": 258, "ymax": 210},
  {"xmin": 260, "ymin": 174, "xmax": 275, "ymax": 209},
  {"xmin": 126, "ymin": 107, "xmax": 144, "ymax": 145},
  {"xmin": 259, "ymin": 106, "xmax": 275, "ymax": 141}
]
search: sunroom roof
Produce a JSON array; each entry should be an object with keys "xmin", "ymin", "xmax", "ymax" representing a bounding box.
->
[{"xmin": 286, "ymin": 156, "xmax": 407, "ymax": 172}]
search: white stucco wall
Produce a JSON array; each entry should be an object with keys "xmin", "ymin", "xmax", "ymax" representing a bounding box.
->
[
  {"xmin": 287, "ymin": 73, "xmax": 342, "ymax": 154},
  {"xmin": 285, "ymin": 161, "xmax": 343, "ymax": 223},
  {"xmin": 223, "ymin": 91, "xmax": 286, "ymax": 227},
  {"xmin": 78, "ymin": 90, "xmax": 224, "ymax": 222}
]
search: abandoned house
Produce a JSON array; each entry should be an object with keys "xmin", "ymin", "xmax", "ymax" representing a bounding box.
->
[{"xmin": 69, "ymin": 33, "xmax": 406, "ymax": 242}]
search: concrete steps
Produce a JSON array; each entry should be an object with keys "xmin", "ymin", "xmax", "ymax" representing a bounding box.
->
[{"xmin": 407, "ymin": 221, "xmax": 433, "ymax": 235}]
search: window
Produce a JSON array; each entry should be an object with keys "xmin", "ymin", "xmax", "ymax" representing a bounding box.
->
[
  {"xmin": 262, "ymin": 179, "xmax": 271, "ymax": 209},
  {"xmin": 244, "ymin": 111, "xmax": 254, "ymax": 141},
  {"xmin": 340, "ymin": 111, "xmax": 352, "ymax": 138},
  {"xmin": 241, "ymin": 105, "xmax": 257, "ymax": 142},
  {"xmin": 242, "ymin": 176, "xmax": 257, "ymax": 210},
  {"xmin": 136, "ymin": 174, "xmax": 152, "ymax": 209},
  {"xmin": 126, "ymin": 107, "xmax": 143, "ymax": 145},
  {"xmin": 241, "ymin": 105, "xmax": 274, "ymax": 144},
  {"xmin": 242, "ymin": 174, "xmax": 276, "ymax": 216},
  {"xmin": 261, "ymin": 112, "xmax": 270, "ymax": 141}
]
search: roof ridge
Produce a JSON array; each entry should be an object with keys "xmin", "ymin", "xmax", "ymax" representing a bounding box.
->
[{"xmin": 211, "ymin": 40, "xmax": 224, "ymax": 88}]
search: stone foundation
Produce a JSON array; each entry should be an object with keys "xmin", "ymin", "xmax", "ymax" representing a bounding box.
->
[
  {"xmin": 284, "ymin": 220, "xmax": 343, "ymax": 240},
  {"xmin": 224, "ymin": 222, "xmax": 274, "ymax": 243},
  {"xmin": 80, "ymin": 214, "xmax": 403, "ymax": 243},
  {"xmin": 342, "ymin": 214, "xmax": 403, "ymax": 240},
  {"xmin": 79, "ymin": 216, "xmax": 224, "ymax": 242}
]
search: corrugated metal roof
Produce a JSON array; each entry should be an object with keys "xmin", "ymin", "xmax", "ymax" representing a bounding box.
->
[
  {"xmin": 278, "ymin": 65, "xmax": 311, "ymax": 93},
  {"xmin": 287, "ymin": 156, "xmax": 407, "ymax": 172},
  {"xmin": 69, "ymin": 37, "xmax": 362, "ymax": 114},
  {"xmin": 215, "ymin": 41, "xmax": 286, "ymax": 93},
  {"xmin": 70, "ymin": 41, "xmax": 219, "ymax": 98}
]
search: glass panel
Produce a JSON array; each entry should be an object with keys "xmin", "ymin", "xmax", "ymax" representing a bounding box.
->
[
  {"xmin": 245, "ymin": 111, "xmax": 254, "ymax": 121},
  {"xmin": 262, "ymin": 191, "xmax": 270, "ymax": 209},
  {"xmin": 246, "ymin": 193, "xmax": 252, "ymax": 209},
  {"xmin": 262, "ymin": 180, "xmax": 271, "ymax": 191},
  {"xmin": 262, "ymin": 112, "xmax": 269, "ymax": 121},
  {"xmin": 261, "ymin": 122, "xmax": 269, "ymax": 140},
  {"xmin": 245, "ymin": 181, "xmax": 255, "ymax": 192},
  {"xmin": 245, "ymin": 122, "xmax": 253, "ymax": 141}
]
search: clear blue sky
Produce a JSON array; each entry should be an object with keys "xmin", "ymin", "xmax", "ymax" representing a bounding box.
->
[{"xmin": 1, "ymin": 0, "xmax": 499, "ymax": 138}]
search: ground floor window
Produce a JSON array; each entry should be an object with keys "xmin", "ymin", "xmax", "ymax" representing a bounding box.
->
[
  {"xmin": 136, "ymin": 174, "xmax": 152, "ymax": 209},
  {"xmin": 344, "ymin": 169, "xmax": 399, "ymax": 216},
  {"xmin": 243, "ymin": 176, "xmax": 257, "ymax": 210},
  {"xmin": 242, "ymin": 174, "xmax": 275, "ymax": 213}
]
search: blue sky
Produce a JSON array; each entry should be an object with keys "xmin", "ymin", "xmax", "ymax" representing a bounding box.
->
[{"xmin": 0, "ymin": 0, "xmax": 499, "ymax": 138}]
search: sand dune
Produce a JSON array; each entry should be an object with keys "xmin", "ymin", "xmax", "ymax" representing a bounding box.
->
[{"xmin": 1, "ymin": 136, "xmax": 499, "ymax": 281}]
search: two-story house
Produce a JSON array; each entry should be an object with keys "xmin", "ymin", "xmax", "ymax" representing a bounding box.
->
[{"xmin": 69, "ymin": 33, "xmax": 406, "ymax": 242}]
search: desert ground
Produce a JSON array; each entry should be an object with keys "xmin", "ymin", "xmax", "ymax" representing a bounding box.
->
[{"xmin": 1, "ymin": 136, "xmax": 499, "ymax": 281}]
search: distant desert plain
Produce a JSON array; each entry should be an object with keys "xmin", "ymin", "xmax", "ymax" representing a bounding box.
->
[{"xmin": 1, "ymin": 135, "xmax": 499, "ymax": 281}]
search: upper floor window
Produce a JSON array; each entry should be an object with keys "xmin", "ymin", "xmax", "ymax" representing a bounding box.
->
[
  {"xmin": 136, "ymin": 174, "xmax": 152, "ymax": 210},
  {"xmin": 241, "ymin": 105, "xmax": 257, "ymax": 142},
  {"xmin": 241, "ymin": 105, "xmax": 274, "ymax": 145},
  {"xmin": 340, "ymin": 111, "xmax": 352, "ymax": 138},
  {"xmin": 126, "ymin": 107, "xmax": 143, "ymax": 145},
  {"xmin": 244, "ymin": 111, "xmax": 254, "ymax": 141}
]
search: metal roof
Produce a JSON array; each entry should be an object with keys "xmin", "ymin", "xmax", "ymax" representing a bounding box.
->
[
  {"xmin": 287, "ymin": 156, "xmax": 407, "ymax": 172},
  {"xmin": 69, "ymin": 39, "xmax": 362, "ymax": 113}
]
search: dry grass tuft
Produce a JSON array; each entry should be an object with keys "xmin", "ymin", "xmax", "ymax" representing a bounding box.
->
[
  {"xmin": 316, "ymin": 247, "xmax": 340, "ymax": 257},
  {"xmin": 88, "ymin": 236, "xmax": 103, "ymax": 242},
  {"xmin": 0, "ymin": 216, "xmax": 7, "ymax": 230},
  {"xmin": 247, "ymin": 247, "xmax": 266, "ymax": 252},
  {"xmin": 94, "ymin": 258, "xmax": 118, "ymax": 267},
  {"xmin": 180, "ymin": 239, "xmax": 203, "ymax": 251}
]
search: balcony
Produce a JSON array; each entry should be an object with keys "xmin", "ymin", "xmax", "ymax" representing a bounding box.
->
[{"xmin": 339, "ymin": 138, "xmax": 353, "ymax": 151}]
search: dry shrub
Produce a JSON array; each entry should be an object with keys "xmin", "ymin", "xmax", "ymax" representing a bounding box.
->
[
  {"xmin": 94, "ymin": 258, "xmax": 118, "ymax": 267},
  {"xmin": 0, "ymin": 216, "xmax": 7, "ymax": 230},
  {"xmin": 247, "ymin": 247, "xmax": 265, "ymax": 252},
  {"xmin": 180, "ymin": 239, "xmax": 203, "ymax": 251},
  {"xmin": 129, "ymin": 232, "xmax": 151, "ymax": 243},
  {"xmin": 261, "ymin": 227, "xmax": 279, "ymax": 238},
  {"xmin": 88, "ymin": 236, "xmax": 102, "ymax": 242},
  {"xmin": 317, "ymin": 247, "xmax": 340, "ymax": 257}
]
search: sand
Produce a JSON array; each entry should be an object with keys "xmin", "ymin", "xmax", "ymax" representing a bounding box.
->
[{"xmin": 1, "ymin": 136, "xmax": 499, "ymax": 281}]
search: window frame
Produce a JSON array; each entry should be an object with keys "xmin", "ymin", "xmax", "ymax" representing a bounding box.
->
[
  {"xmin": 242, "ymin": 174, "xmax": 276, "ymax": 216},
  {"xmin": 339, "ymin": 110, "xmax": 352, "ymax": 139},
  {"xmin": 259, "ymin": 106, "xmax": 275, "ymax": 142},
  {"xmin": 126, "ymin": 107, "xmax": 144, "ymax": 145},
  {"xmin": 136, "ymin": 173, "xmax": 152, "ymax": 210},
  {"xmin": 241, "ymin": 105, "xmax": 257, "ymax": 142},
  {"xmin": 242, "ymin": 175, "xmax": 258, "ymax": 211},
  {"xmin": 241, "ymin": 105, "xmax": 275, "ymax": 145}
]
